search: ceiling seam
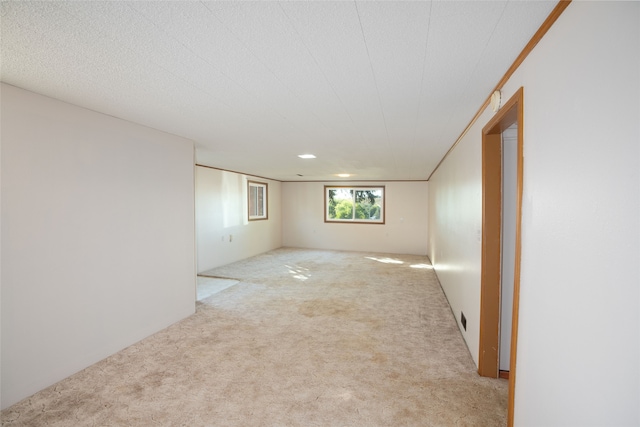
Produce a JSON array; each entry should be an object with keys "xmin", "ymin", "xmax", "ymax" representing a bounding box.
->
[
  {"xmin": 277, "ymin": 1, "xmax": 366, "ymax": 149},
  {"xmin": 427, "ymin": 0, "xmax": 572, "ymax": 181},
  {"xmin": 459, "ymin": 1, "xmax": 510, "ymax": 95},
  {"xmin": 129, "ymin": 1, "xmax": 323, "ymax": 150},
  {"xmin": 410, "ymin": 0, "xmax": 434, "ymax": 174},
  {"xmin": 353, "ymin": 1, "xmax": 396, "ymax": 173},
  {"xmin": 435, "ymin": 1, "xmax": 509, "ymax": 152},
  {"xmin": 127, "ymin": 0, "xmax": 329, "ymax": 149},
  {"xmin": 196, "ymin": 1, "xmax": 297, "ymax": 127},
  {"xmin": 199, "ymin": 1, "xmax": 333, "ymax": 148},
  {"xmin": 124, "ymin": 3, "xmax": 254, "ymax": 114}
]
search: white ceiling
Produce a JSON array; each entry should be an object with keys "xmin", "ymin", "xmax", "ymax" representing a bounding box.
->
[{"xmin": 1, "ymin": 1, "xmax": 557, "ymax": 181}]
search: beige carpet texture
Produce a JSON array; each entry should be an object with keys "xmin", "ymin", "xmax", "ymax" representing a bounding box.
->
[{"xmin": 2, "ymin": 248, "xmax": 507, "ymax": 426}]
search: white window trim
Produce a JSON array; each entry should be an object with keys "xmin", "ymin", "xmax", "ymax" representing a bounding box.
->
[{"xmin": 248, "ymin": 180, "xmax": 268, "ymax": 221}]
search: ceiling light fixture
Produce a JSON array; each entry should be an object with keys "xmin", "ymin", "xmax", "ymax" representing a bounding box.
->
[
  {"xmin": 337, "ymin": 174, "xmax": 351, "ymax": 178},
  {"xmin": 298, "ymin": 154, "xmax": 316, "ymax": 159}
]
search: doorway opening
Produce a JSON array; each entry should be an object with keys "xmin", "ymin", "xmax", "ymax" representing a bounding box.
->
[
  {"xmin": 478, "ymin": 87, "xmax": 524, "ymax": 427},
  {"xmin": 196, "ymin": 276, "xmax": 240, "ymax": 301}
]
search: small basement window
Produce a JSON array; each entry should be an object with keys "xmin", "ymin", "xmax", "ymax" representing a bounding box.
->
[{"xmin": 248, "ymin": 181, "xmax": 268, "ymax": 221}]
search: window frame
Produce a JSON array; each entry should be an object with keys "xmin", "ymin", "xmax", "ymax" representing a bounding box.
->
[
  {"xmin": 324, "ymin": 185, "xmax": 385, "ymax": 224},
  {"xmin": 248, "ymin": 180, "xmax": 268, "ymax": 221}
]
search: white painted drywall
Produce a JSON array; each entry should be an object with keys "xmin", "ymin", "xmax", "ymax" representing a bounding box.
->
[
  {"xmin": 429, "ymin": 2, "xmax": 639, "ymax": 425},
  {"xmin": 1, "ymin": 84, "xmax": 196, "ymax": 409},
  {"xmin": 282, "ymin": 181, "xmax": 428, "ymax": 255},
  {"xmin": 427, "ymin": 115, "xmax": 487, "ymax": 365},
  {"xmin": 195, "ymin": 166, "xmax": 281, "ymax": 272},
  {"xmin": 505, "ymin": 3, "xmax": 639, "ymax": 425}
]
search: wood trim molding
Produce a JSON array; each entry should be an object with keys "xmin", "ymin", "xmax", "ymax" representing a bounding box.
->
[
  {"xmin": 478, "ymin": 132, "xmax": 502, "ymax": 378},
  {"xmin": 492, "ymin": 1, "xmax": 571, "ymax": 99},
  {"xmin": 508, "ymin": 88, "xmax": 525, "ymax": 427},
  {"xmin": 478, "ymin": 87, "xmax": 524, "ymax": 427},
  {"xmin": 427, "ymin": 0, "xmax": 571, "ymax": 181}
]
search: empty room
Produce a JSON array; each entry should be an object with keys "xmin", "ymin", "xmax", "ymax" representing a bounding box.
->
[{"xmin": 1, "ymin": 1, "xmax": 638, "ymax": 426}]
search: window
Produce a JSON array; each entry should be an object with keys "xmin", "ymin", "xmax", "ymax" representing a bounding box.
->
[
  {"xmin": 248, "ymin": 181, "xmax": 268, "ymax": 221},
  {"xmin": 325, "ymin": 186, "xmax": 384, "ymax": 224}
]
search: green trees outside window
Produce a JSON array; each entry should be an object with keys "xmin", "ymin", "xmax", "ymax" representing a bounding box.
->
[{"xmin": 325, "ymin": 186, "xmax": 384, "ymax": 223}]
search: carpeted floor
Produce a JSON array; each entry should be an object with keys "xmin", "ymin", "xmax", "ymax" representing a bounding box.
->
[{"xmin": 1, "ymin": 248, "xmax": 507, "ymax": 426}]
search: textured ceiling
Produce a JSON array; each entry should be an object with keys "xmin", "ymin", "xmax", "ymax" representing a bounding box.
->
[{"xmin": 1, "ymin": 1, "xmax": 557, "ymax": 181}]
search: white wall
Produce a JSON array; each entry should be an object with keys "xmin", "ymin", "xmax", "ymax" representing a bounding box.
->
[
  {"xmin": 283, "ymin": 181, "xmax": 428, "ymax": 255},
  {"xmin": 196, "ymin": 166, "xmax": 281, "ymax": 272},
  {"xmin": 1, "ymin": 84, "xmax": 196, "ymax": 409},
  {"xmin": 427, "ymin": 118, "xmax": 485, "ymax": 365},
  {"xmin": 429, "ymin": 2, "xmax": 639, "ymax": 425}
]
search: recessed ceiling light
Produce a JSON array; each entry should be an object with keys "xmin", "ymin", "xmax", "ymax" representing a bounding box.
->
[
  {"xmin": 298, "ymin": 154, "xmax": 316, "ymax": 159},
  {"xmin": 337, "ymin": 173, "xmax": 351, "ymax": 178}
]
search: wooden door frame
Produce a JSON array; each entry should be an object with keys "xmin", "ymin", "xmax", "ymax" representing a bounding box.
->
[{"xmin": 478, "ymin": 87, "xmax": 523, "ymax": 427}]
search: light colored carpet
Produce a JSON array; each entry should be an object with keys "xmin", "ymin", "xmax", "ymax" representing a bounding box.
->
[{"xmin": 2, "ymin": 248, "xmax": 507, "ymax": 426}]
